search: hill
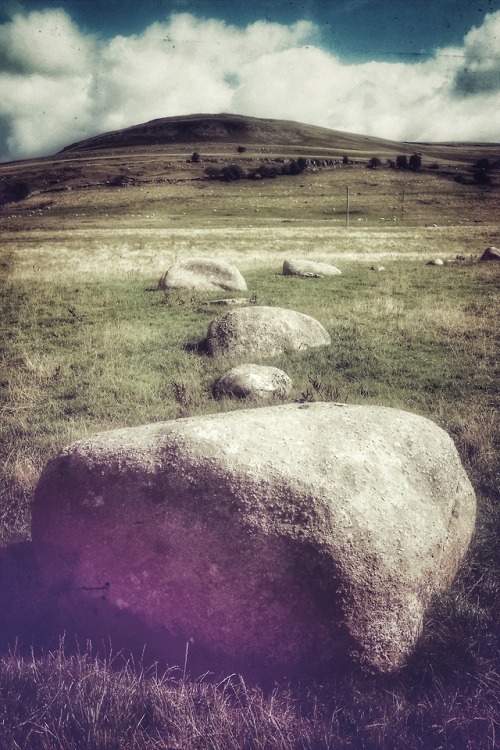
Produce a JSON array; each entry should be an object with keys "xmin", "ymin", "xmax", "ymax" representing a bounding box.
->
[
  {"xmin": 0, "ymin": 113, "xmax": 498, "ymax": 208},
  {"xmin": 58, "ymin": 113, "xmax": 407, "ymax": 155}
]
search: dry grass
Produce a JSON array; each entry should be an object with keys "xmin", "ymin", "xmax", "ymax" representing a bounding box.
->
[
  {"xmin": 3, "ymin": 223, "xmax": 498, "ymax": 282},
  {"xmin": 0, "ymin": 639, "xmax": 498, "ymax": 750}
]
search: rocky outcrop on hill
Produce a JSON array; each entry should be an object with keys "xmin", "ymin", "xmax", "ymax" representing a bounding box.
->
[{"xmin": 32, "ymin": 403, "xmax": 476, "ymax": 677}]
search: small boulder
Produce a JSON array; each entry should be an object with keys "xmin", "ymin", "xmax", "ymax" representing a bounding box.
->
[
  {"xmin": 480, "ymin": 246, "xmax": 500, "ymax": 261},
  {"xmin": 214, "ymin": 364, "xmax": 292, "ymax": 400},
  {"xmin": 161, "ymin": 258, "xmax": 247, "ymax": 292},
  {"xmin": 283, "ymin": 259, "xmax": 342, "ymax": 277},
  {"xmin": 32, "ymin": 403, "xmax": 476, "ymax": 677},
  {"xmin": 206, "ymin": 306, "xmax": 331, "ymax": 358},
  {"xmin": 370, "ymin": 265, "xmax": 386, "ymax": 272},
  {"xmin": 426, "ymin": 258, "xmax": 444, "ymax": 266}
]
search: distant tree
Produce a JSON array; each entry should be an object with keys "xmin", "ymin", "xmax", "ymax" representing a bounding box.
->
[
  {"xmin": 368, "ymin": 157, "xmax": 382, "ymax": 169},
  {"xmin": 284, "ymin": 158, "xmax": 307, "ymax": 175},
  {"xmin": 474, "ymin": 158, "xmax": 491, "ymax": 172},
  {"xmin": 237, "ymin": 145, "xmax": 247, "ymax": 154},
  {"xmin": 342, "ymin": 155, "xmax": 349, "ymax": 165},
  {"xmin": 409, "ymin": 154, "xmax": 422, "ymax": 172},
  {"xmin": 396, "ymin": 155, "xmax": 408, "ymax": 170},
  {"xmin": 191, "ymin": 151, "xmax": 201, "ymax": 163},
  {"xmin": 249, "ymin": 164, "xmax": 280, "ymax": 179},
  {"xmin": 473, "ymin": 169, "xmax": 492, "ymax": 185},
  {"xmin": 0, "ymin": 179, "xmax": 30, "ymax": 205},
  {"xmin": 220, "ymin": 164, "xmax": 246, "ymax": 181},
  {"xmin": 203, "ymin": 166, "xmax": 222, "ymax": 180},
  {"xmin": 473, "ymin": 158, "xmax": 493, "ymax": 185}
]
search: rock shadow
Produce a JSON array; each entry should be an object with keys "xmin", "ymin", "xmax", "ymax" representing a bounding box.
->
[
  {"xmin": 0, "ymin": 541, "xmax": 354, "ymax": 683},
  {"xmin": 183, "ymin": 337, "xmax": 208, "ymax": 355}
]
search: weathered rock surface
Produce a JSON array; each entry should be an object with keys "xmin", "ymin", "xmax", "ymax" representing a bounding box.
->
[
  {"xmin": 32, "ymin": 403, "xmax": 476, "ymax": 677},
  {"xmin": 214, "ymin": 364, "xmax": 292, "ymax": 400},
  {"xmin": 480, "ymin": 246, "xmax": 500, "ymax": 261},
  {"xmin": 206, "ymin": 306, "xmax": 331, "ymax": 357},
  {"xmin": 161, "ymin": 258, "xmax": 247, "ymax": 292},
  {"xmin": 426, "ymin": 258, "xmax": 444, "ymax": 266},
  {"xmin": 283, "ymin": 259, "xmax": 342, "ymax": 277}
]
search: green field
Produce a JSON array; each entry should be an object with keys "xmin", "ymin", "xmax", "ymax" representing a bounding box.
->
[{"xmin": 0, "ymin": 124, "xmax": 499, "ymax": 748}]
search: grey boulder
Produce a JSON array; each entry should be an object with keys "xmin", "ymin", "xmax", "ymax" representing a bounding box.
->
[
  {"xmin": 161, "ymin": 258, "xmax": 247, "ymax": 292},
  {"xmin": 206, "ymin": 306, "xmax": 331, "ymax": 357},
  {"xmin": 214, "ymin": 364, "xmax": 292, "ymax": 400},
  {"xmin": 32, "ymin": 403, "xmax": 476, "ymax": 677},
  {"xmin": 283, "ymin": 259, "xmax": 342, "ymax": 277},
  {"xmin": 426, "ymin": 258, "xmax": 444, "ymax": 266}
]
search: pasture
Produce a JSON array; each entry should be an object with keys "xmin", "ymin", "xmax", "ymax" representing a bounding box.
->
[{"xmin": 0, "ymin": 149, "xmax": 499, "ymax": 748}]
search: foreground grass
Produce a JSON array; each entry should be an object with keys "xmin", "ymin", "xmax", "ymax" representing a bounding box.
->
[
  {"xmin": 0, "ymin": 638, "xmax": 498, "ymax": 750},
  {"xmin": 1, "ymin": 247, "xmax": 499, "ymax": 747}
]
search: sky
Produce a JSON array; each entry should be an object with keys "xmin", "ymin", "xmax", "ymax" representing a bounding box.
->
[{"xmin": 1, "ymin": 0, "xmax": 500, "ymax": 162}]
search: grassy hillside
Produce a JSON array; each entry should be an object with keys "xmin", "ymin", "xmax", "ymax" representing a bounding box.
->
[
  {"xmin": 58, "ymin": 112, "xmax": 409, "ymax": 153},
  {"xmin": 1, "ymin": 113, "xmax": 499, "ymax": 204}
]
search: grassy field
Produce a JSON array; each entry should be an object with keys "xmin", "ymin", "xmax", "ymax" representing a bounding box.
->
[{"xmin": 0, "ymin": 138, "xmax": 499, "ymax": 748}]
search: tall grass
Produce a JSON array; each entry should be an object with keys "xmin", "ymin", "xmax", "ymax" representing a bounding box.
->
[{"xmin": 0, "ymin": 639, "xmax": 498, "ymax": 749}]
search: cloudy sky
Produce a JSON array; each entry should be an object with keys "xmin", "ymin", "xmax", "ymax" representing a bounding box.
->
[{"xmin": 1, "ymin": 0, "xmax": 500, "ymax": 162}]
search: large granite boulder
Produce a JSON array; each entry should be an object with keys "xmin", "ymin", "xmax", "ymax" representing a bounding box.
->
[
  {"xmin": 160, "ymin": 258, "xmax": 247, "ymax": 292},
  {"xmin": 283, "ymin": 259, "xmax": 342, "ymax": 277},
  {"xmin": 32, "ymin": 403, "xmax": 476, "ymax": 677},
  {"xmin": 206, "ymin": 306, "xmax": 331, "ymax": 357},
  {"xmin": 214, "ymin": 364, "xmax": 292, "ymax": 401}
]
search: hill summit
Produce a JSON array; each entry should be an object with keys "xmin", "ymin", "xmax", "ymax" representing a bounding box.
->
[{"xmin": 59, "ymin": 113, "xmax": 404, "ymax": 154}]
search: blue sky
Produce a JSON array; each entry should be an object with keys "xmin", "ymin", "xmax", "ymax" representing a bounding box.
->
[
  {"xmin": 1, "ymin": 1, "xmax": 500, "ymax": 160},
  {"xmin": 3, "ymin": 0, "xmax": 498, "ymax": 61}
]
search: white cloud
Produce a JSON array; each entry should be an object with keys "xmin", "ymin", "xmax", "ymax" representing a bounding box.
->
[
  {"xmin": 453, "ymin": 10, "xmax": 500, "ymax": 96},
  {"xmin": 0, "ymin": 8, "xmax": 499, "ymax": 162},
  {"xmin": 0, "ymin": 8, "xmax": 94, "ymax": 75}
]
